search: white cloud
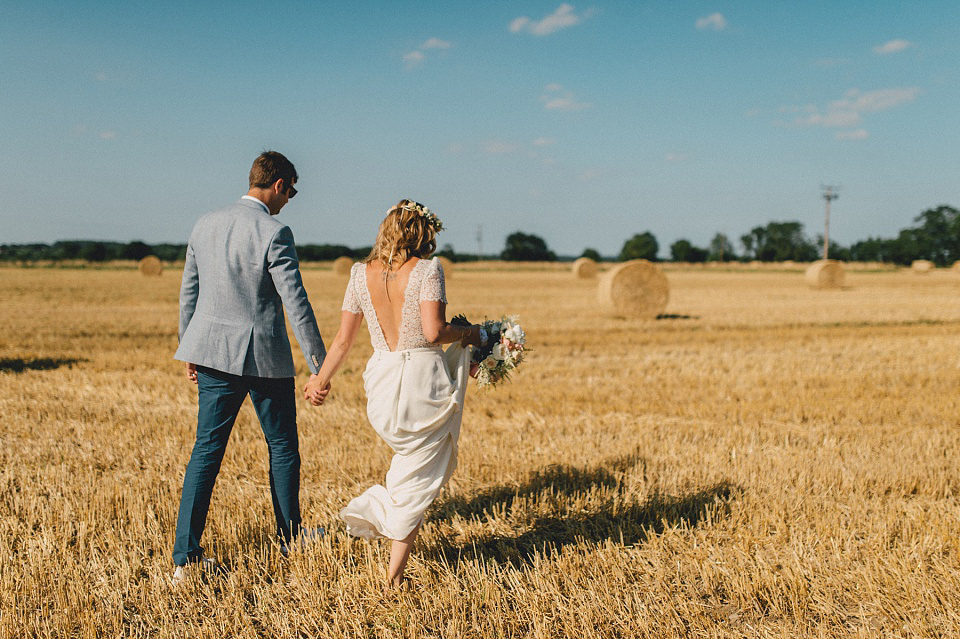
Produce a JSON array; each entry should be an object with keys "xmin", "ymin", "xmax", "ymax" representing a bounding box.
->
[
  {"xmin": 541, "ymin": 84, "xmax": 591, "ymax": 111},
  {"xmin": 873, "ymin": 39, "xmax": 912, "ymax": 55},
  {"xmin": 544, "ymin": 96, "xmax": 591, "ymax": 111},
  {"xmin": 532, "ymin": 137, "xmax": 556, "ymax": 147},
  {"xmin": 790, "ymin": 87, "xmax": 920, "ymax": 128},
  {"xmin": 836, "ymin": 129, "xmax": 869, "ymax": 140},
  {"xmin": 696, "ymin": 13, "xmax": 727, "ymax": 31},
  {"xmin": 841, "ymin": 88, "xmax": 920, "ymax": 111},
  {"xmin": 72, "ymin": 124, "xmax": 87, "ymax": 136},
  {"xmin": 99, "ymin": 131, "xmax": 117, "ymax": 140},
  {"xmin": 422, "ymin": 37, "xmax": 452, "ymax": 50},
  {"xmin": 510, "ymin": 4, "xmax": 591, "ymax": 36},
  {"xmin": 510, "ymin": 17, "xmax": 530, "ymax": 33},
  {"xmin": 402, "ymin": 37, "xmax": 452, "ymax": 69},
  {"xmin": 403, "ymin": 51, "xmax": 425, "ymax": 68},
  {"xmin": 95, "ymin": 71, "xmax": 107, "ymax": 82},
  {"xmin": 798, "ymin": 109, "xmax": 861, "ymax": 128},
  {"xmin": 666, "ymin": 153, "xmax": 687, "ymax": 162}
]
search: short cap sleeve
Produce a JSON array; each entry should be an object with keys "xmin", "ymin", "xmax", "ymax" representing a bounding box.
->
[
  {"xmin": 419, "ymin": 258, "xmax": 447, "ymax": 303},
  {"xmin": 341, "ymin": 263, "xmax": 363, "ymax": 314}
]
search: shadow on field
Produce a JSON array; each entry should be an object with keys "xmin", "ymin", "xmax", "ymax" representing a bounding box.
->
[
  {"xmin": 656, "ymin": 313, "xmax": 699, "ymax": 320},
  {"xmin": 0, "ymin": 357, "xmax": 85, "ymax": 373},
  {"xmin": 428, "ymin": 450, "xmax": 644, "ymax": 522},
  {"xmin": 426, "ymin": 452, "xmax": 738, "ymax": 569}
]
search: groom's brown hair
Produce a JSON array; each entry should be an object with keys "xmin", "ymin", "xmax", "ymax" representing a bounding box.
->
[{"xmin": 249, "ymin": 151, "xmax": 298, "ymax": 189}]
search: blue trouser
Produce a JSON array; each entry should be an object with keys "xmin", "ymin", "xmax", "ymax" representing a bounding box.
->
[{"xmin": 173, "ymin": 366, "xmax": 301, "ymax": 566}]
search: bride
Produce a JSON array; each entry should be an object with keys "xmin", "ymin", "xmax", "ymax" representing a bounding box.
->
[{"xmin": 304, "ymin": 199, "xmax": 482, "ymax": 589}]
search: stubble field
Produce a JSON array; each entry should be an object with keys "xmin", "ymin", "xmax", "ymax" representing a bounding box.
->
[{"xmin": 2, "ymin": 263, "xmax": 960, "ymax": 638}]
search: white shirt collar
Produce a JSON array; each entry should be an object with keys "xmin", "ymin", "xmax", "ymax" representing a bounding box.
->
[{"xmin": 241, "ymin": 195, "xmax": 270, "ymax": 214}]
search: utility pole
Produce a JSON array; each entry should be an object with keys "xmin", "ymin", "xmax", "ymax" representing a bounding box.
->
[
  {"xmin": 475, "ymin": 225, "xmax": 483, "ymax": 262},
  {"xmin": 821, "ymin": 185, "xmax": 839, "ymax": 260}
]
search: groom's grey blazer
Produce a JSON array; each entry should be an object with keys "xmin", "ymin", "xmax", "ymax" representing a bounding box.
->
[{"xmin": 175, "ymin": 197, "xmax": 325, "ymax": 378}]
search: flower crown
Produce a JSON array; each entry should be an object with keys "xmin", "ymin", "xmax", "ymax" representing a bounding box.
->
[{"xmin": 389, "ymin": 201, "xmax": 444, "ymax": 232}]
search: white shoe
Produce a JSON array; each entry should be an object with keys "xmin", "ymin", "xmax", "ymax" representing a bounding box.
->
[
  {"xmin": 172, "ymin": 557, "xmax": 221, "ymax": 583},
  {"xmin": 280, "ymin": 527, "xmax": 325, "ymax": 557}
]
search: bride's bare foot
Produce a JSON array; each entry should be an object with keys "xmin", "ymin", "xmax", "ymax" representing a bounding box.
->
[
  {"xmin": 383, "ymin": 577, "xmax": 410, "ymax": 595},
  {"xmin": 384, "ymin": 523, "xmax": 420, "ymax": 595}
]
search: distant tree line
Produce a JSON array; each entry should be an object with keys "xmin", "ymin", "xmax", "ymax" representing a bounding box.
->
[
  {"xmin": 4, "ymin": 205, "xmax": 957, "ymax": 265},
  {"xmin": 611, "ymin": 203, "xmax": 960, "ymax": 265},
  {"xmin": 0, "ymin": 241, "xmax": 370, "ymax": 263},
  {"xmin": 495, "ymin": 204, "xmax": 959, "ymax": 264},
  {"xmin": 0, "ymin": 241, "xmax": 189, "ymax": 263}
]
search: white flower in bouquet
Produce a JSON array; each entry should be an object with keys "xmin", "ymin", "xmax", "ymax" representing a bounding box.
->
[
  {"xmin": 504, "ymin": 324, "xmax": 525, "ymax": 344},
  {"xmin": 492, "ymin": 343, "xmax": 507, "ymax": 361},
  {"xmin": 481, "ymin": 356, "xmax": 498, "ymax": 369}
]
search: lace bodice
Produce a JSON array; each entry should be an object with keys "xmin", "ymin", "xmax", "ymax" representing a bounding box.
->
[{"xmin": 341, "ymin": 257, "xmax": 447, "ymax": 351}]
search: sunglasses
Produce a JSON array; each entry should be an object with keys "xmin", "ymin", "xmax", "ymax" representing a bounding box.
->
[{"xmin": 285, "ymin": 183, "xmax": 298, "ymax": 199}]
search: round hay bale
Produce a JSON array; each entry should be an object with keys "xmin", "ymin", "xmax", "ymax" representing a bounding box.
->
[
  {"xmin": 436, "ymin": 256, "xmax": 454, "ymax": 279},
  {"xmin": 804, "ymin": 260, "xmax": 845, "ymax": 289},
  {"xmin": 138, "ymin": 255, "xmax": 163, "ymax": 277},
  {"xmin": 911, "ymin": 259, "xmax": 934, "ymax": 274},
  {"xmin": 332, "ymin": 256, "xmax": 354, "ymax": 276},
  {"xmin": 597, "ymin": 259, "xmax": 669, "ymax": 319},
  {"xmin": 571, "ymin": 257, "xmax": 599, "ymax": 279}
]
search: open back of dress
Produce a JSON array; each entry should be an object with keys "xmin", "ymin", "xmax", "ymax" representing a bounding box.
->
[
  {"xmin": 341, "ymin": 257, "xmax": 447, "ymax": 351},
  {"xmin": 339, "ymin": 257, "xmax": 471, "ymax": 540}
]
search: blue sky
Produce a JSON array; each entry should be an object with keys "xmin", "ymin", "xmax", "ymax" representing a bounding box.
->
[{"xmin": 2, "ymin": 1, "xmax": 958, "ymax": 257}]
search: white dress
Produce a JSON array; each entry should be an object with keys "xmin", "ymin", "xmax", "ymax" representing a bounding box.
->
[{"xmin": 339, "ymin": 258, "xmax": 471, "ymax": 540}]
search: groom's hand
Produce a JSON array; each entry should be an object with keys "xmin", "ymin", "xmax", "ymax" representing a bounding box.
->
[
  {"xmin": 185, "ymin": 362, "xmax": 198, "ymax": 384},
  {"xmin": 304, "ymin": 375, "xmax": 331, "ymax": 406}
]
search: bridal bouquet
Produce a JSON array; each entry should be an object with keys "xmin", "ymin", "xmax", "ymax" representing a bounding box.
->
[{"xmin": 452, "ymin": 314, "xmax": 526, "ymax": 388}]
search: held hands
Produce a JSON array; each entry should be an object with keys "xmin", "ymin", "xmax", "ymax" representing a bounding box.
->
[
  {"xmin": 185, "ymin": 362, "xmax": 198, "ymax": 384},
  {"xmin": 304, "ymin": 374, "xmax": 332, "ymax": 406}
]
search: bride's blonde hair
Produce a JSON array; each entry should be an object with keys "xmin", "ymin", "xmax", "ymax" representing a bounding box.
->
[{"xmin": 365, "ymin": 199, "xmax": 439, "ymax": 268}]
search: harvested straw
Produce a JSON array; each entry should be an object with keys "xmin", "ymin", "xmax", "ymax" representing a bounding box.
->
[
  {"xmin": 332, "ymin": 256, "xmax": 354, "ymax": 276},
  {"xmin": 436, "ymin": 256, "xmax": 454, "ymax": 279},
  {"xmin": 911, "ymin": 259, "xmax": 934, "ymax": 274},
  {"xmin": 572, "ymin": 257, "xmax": 599, "ymax": 279},
  {"xmin": 597, "ymin": 259, "xmax": 669, "ymax": 318},
  {"xmin": 953, "ymin": 260, "xmax": 960, "ymax": 271},
  {"xmin": 804, "ymin": 260, "xmax": 846, "ymax": 289},
  {"xmin": 137, "ymin": 255, "xmax": 163, "ymax": 277}
]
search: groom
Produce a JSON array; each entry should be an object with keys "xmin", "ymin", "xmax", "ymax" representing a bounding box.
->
[{"xmin": 172, "ymin": 151, "xmax": 327, "ymax": 575}]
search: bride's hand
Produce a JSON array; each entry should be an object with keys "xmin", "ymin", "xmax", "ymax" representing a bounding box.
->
[
  {"xmin": 460, "ymin": 325, "xmax": 482, "ymax": 347},
  {"xmin": 304, "ymin": 375, "xmax": 332, "ymax": 406}
]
